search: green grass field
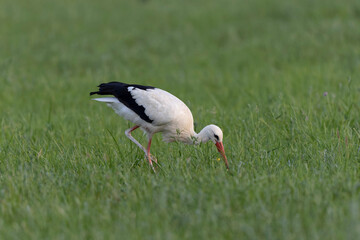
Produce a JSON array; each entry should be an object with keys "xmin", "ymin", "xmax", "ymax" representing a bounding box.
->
[{"xmin": 1, "ymin": 0, "xmax": 360, "ymax": 239}]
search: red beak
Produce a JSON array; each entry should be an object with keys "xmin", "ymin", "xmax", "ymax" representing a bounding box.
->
[{"xmin": 215, "ymin": 141, "xmax": 229, "ymax": 170}]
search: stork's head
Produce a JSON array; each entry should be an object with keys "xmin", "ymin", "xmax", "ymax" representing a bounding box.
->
[{"xmin": 198, "ymin": 124, "xmax": 229, "ymax": 170}]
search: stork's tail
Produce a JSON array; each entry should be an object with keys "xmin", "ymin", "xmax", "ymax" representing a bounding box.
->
[
  {"xmin": 92, "ymin": 97, "xmax": 119, "ymax": 103},
  {"xmin": 89, "ymin": 82, "xmax": 127, "ymax": 96}
]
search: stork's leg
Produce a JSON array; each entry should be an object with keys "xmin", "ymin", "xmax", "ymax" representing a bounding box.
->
[
  {"xmin": 147, "ymin": 137, "xmax": 158, "ymax": 164},
  {"xmin": 125, "ymin": 126, "xmax": 156, "ymax": 172},
  {"xmin": 125, "ymin": 125, "xmax": 146, "ymax": 154},
  {"xmin": 146, "ymin": 137, "xmax": 156, "ymax": 171}
]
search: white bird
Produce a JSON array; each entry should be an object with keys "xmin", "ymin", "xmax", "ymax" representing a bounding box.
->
[{"xmin": 90, "ymin": 82, "xmax": 229, "ymax": 171}]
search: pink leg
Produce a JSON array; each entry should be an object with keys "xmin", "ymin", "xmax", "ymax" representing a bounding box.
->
[
  {"xmin": 147, "ymin": 137, "xmax": 157, "ymax": 164},
  {"xmin": 146, "ymin": 137, "xmax": 156, "ymax": 172},
  {"xmin": 125, "ymin": 126, "xmax": 156, "ymax": 172},
  {"xmin": 125, "ymin": 125, "xmax": 146, "ymax": 154},
  {"xmin": 128, "ymin": 125, "xmax": 139, "ymax": 134}
]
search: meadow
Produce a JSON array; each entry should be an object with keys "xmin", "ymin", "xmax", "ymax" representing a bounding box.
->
[{"xmin": 1, "ymin": 0, "xmax": 360, "ymax": 239}]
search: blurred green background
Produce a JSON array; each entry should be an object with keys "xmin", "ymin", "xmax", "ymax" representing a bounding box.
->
[{"xmin": 1, "ymin": 0, "xmax": 360, "ymax": 239}]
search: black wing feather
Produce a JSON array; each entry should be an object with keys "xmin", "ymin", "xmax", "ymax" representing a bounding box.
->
[{"xmin": 90, "ymin": 82, "xmax": 155, "ymax": 123}]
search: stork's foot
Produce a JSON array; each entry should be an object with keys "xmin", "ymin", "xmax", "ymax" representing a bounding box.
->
[
  {"xmin": 150, "ymin": 154, "xmax": 158, "ymax": 164},
  {"xmin": 148, "ymin": 160, "xmax": 156, "ymax": 173},
  {"xmin": 146, "ymin": 155, "xmax": 157, "ymax": 173}
]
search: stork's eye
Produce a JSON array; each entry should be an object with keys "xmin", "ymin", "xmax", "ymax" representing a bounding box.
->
[{"xmin": 214, "ymin": 134, "xmax": 219, "ymax": 141}]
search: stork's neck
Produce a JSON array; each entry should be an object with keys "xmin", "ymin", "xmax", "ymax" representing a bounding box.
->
[{"xmin": 192, "ymin": 125, "xmax": 213, "ymax": 145}]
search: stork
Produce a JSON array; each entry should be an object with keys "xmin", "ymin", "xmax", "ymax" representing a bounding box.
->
[{"xmin": 90, "ymin": 82, "xmax": 229, "ymax": 172}]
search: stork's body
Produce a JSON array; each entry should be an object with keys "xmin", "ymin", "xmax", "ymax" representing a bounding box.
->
[{"xmin": 90, "ymin": 82, "xmax": 228, "ymax": 171}]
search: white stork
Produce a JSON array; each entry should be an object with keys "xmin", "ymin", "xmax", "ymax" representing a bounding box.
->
[{"xmin": 90, "ymin": 82, "xmax": 229, "ymax": 171}]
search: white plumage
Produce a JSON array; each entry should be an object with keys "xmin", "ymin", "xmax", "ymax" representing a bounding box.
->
[{"xmin": 90, "ymin": 82, "xmax": 228, "ymax": 171}]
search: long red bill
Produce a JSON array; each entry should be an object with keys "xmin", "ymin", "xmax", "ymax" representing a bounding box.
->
[{"xmin": 215, "ymin": 141, "xmax": 229, "ymax": 170}]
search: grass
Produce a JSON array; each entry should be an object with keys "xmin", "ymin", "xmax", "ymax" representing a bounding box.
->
[{"xmin": 1, "ymin": 0, "xmax": 360, "ymax": 239}]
